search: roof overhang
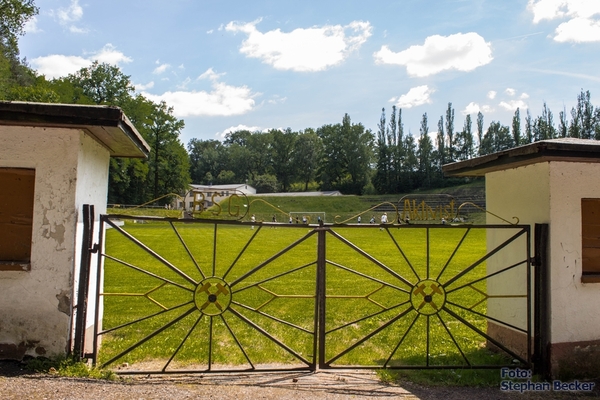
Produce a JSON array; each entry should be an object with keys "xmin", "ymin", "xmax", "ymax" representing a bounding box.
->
[
  {"xmin": 0, "ymin": 101, "xmax": 150, "ymax": 158},
  {"xmin": 443, "ymin": 139, "xmax": 600, "ymax": 177}
]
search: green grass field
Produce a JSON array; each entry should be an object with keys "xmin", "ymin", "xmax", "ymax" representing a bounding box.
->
[{"xmin": 97, "ymin": 214, "xmax": 530, "ymax": 378}]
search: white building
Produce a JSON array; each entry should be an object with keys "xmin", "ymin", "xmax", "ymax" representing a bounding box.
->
[
  {"xmin": 176, "ymin": 183, "xmax": 256, "ymax": 211},
  {"xmin": 0, "ymin": 102, "xmax": 149, "ymax": 360},
  {"xmin": 444, "ymin": 138, "xmax": 600, "ymax": 378}
]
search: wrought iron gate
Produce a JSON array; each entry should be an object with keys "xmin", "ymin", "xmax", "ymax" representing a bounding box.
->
[{"xmin": 89, "ymin": 215, "xmax": 533, "ymax": 374}]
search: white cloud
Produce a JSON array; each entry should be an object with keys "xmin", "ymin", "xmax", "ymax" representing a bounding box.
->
[
  {"xmin": 143, "ymin": 81, "xmax": 258, "ymax": 117},
  {"xmin": 134, "ymin": 81, "xmax": 154, "ymax": 91},
  {"xmin": 374, "ymin": 32, "xmax": 493, "ymax": 77},
  {"xmin": 487, "ymin": 90, "xmax": 497, "ymax": 99},
  {"xmin": 207, "ymin": 29, "xmax": 214, "ymax": 34},
  {"xmin": 225, "ymin": 19, "xmax": 372, "ymax": 72},
  {"xmin": 528, "ymin": 0, "xmax": 600, "ymax": 42},
  {"xmin": 24, "ymin": 16, "xmax": 40, "ymax": 33},
  {"xmin": 554, "ymin": 16, "xmax": 600, "ymax": 42},
  {"xmin": 505, "ymin": 87, "xmax": 516, "ymax": 96},
  {"xmin": 462, "ymin": 102, "xmax": 495, "ymax": 115},
  {"xmin": 216, "ymin": 124, "xmax": 263, "ymax": 139},
  {"xmin": 52, "ymin": 0, "xmax": 87, "ymax": 33},
  {"xmin": 462, "ymin": 102, "xmax": 481, "ymax": 115},
  {"xmin": 153, "ymin": 63, "xmax": 170, "ymax": 74},
  {"xmin": 392, "ymin": 85, "xmax": 435, "ymax": 109},
  {"xmin": 176, "ymin": 77, "xmax": 192, "ymax": 89},
  {"xmin": 31, "ymin": 44, "xmax": 132, "ymax": 79},
  {"xmin": 499, "ymin": 100, "xmax": 529, "ymax": 110},
  {"xmin": 520, "ymin": 92, "xmax": 530, "ymax": 99},
  {"xmin": 199, "ymin": 68, "xmax": 225, "ymax": 81}
]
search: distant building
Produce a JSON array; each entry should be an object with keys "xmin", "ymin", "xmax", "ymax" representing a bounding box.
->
[{"xmin": 176, "ymin": 183, "xmax": 257, "ymax": 210}]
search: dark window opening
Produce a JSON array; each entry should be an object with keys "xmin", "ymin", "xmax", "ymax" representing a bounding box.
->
[
  {"xmin": 582, "ymin": 198, "xmax": 600, "ymax": 283},
  {"xmin": 0, "ymin": 168, "xmax": 35, "ymax": 271}
]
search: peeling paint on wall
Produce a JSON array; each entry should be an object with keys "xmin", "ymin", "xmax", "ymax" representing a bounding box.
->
[{"xmin": 56, "ymin": 289, "xmax": 71, "ymax": 315}]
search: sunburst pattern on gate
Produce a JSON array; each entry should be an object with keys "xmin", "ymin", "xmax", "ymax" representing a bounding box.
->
[{"xmin": 94, "ymin": 215, "xmax": 532, "ymax": 373}]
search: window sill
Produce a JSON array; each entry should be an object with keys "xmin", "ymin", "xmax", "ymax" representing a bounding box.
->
[
  {"xmin": 581, "ymin": 274, "xmax": 600, "ymax": 283},
  {"xmin": 0, "ymin": 262, "xmax": 31, "ymax": 271}
]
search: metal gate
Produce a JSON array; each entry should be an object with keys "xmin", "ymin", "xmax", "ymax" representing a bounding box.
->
[{"xmin": 86, "ymin": 214, "xmax": 534, "ymax": 374}]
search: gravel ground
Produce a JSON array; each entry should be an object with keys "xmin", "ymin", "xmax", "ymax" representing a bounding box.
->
[{"xmin": 1, "ymin": 361, "xmax": 598, "ymax": 399}]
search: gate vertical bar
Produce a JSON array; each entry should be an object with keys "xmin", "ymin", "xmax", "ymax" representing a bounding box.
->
[
  {"xmin": 316, "ymin": 227, "xmax": 327, "ymax": 370},
  {"xmin": 533, "ymin": 223, "xmax": 550, "ymax": 378},
  {"xmin": 91, "ymin": 214, "xmax": 106, "ymax": 366},
  {"xmin": 72, "ymin": 204, "xmax": 94, "ymax": 358}
]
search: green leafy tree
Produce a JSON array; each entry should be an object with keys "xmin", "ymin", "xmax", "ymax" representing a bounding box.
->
[
  {"xmin": 476, "ymin": 112, "xmax": 484, "ymax": 155},
  {"xmin": 445, "ymin": 103, "xmax": 455, "ymax": 162},
  {"xmin": 559, "ymin": 108, "xmax": 568, "ymax": 138},
  {"xmin": 293, "ymin": 129, "xmax": 323, "ymax": 191},
  {"xmin": 417, "ymin": 113, "xmax": 434, "ymax": 188},
  {"xmin": 0, "ymin": 0, "xmax": 37, "ymax": 59},
  {"xmin": 512, "ymin": 108, "xmax": 521, "ymax": 146},
  {"xmin": 533, "ymin": 102, "xmax": 556, "ymax": 141},
  {"xmin": 525, "ymin": 109, "xmax": 533, "ymax": 143},
  {"xmin": 436, "ymin": 115, "xmax": 445, "ymax": 171},
  {"xmin": 188, "ymin": 139, "xmax": 226, "ymax": 184},
  {"xmin": 0, "ymin": 0, "xmax": 38, "ymax": 98},
  {"xmin": 318, "ymin": 114, "xmax": 373, "ymax": 194},
  {"xmin": 270, "ymin": 128, "xmax": 297, "ymax": 192},
  {"xmin": 66, "ymin": 61, "xmax": 135, "ymax": 105},
  {"xmin": 373, "ymin": 108, "xmax": 390, "ymax": 193},
  {"xmin": 147, "ymin": 101, "xmax": 188, "ymax": 203},
  {"xmin": 454, "ymin": 114, "xmax": 474, "ymax": 161}
]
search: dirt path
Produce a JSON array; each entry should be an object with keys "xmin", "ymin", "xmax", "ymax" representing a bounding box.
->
[{"xmin": 1, "ymin": 361, "xmax": 598, "ymax": 399}]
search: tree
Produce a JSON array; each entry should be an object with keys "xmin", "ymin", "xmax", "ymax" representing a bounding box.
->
[
  {"xmin": 533, "ymin": 102, "xmax": 556, "ymax": 141},
  {"xmin": 318, "ymin": 114, "xmax": 373, "ymax": 194},
  {"xmin": 476, "ymin": 112, "xmax": 484, "ymax": 155},
  {"xmin": 0, "ymin": 0, "xmax": 37, "ymax": 59},
  {"xmin": 454, "ymin": 114, "xmax": 473, "ymax": 161},
  {"xmin": 342, "ymin": 114, "xmax": 374, "ymax": 194},
  {"xmin": 480, "ymin": 121, "xmax": 513, "ymax": 155},
  {"xmin": 147, "ymin": 101, "xmax": 188, "ymax": 203},
  {"xmin": 270, "ymin": 128, "xmax": 297, "ymax": 191},
  {"xmin": 436, "ymin": 115, "xmax": 445, "ymax": 170},
  {"xmin": 293, "ymin": 129, "xmax": 323, "ymax": 191},
  {"xmin": 525, "ymin": 110, "xmax": 533, "ymax": 143},
  {"xmin": 66, "ymin": 61, "xmax": 135, "ymax": 105},
  {"xmin": 187, "ymin": 139, "xmax": 226, "ymax": 184},
  {"xmin": 445, "ymin": 103, "xmax": 455, "ymax": 162},
  {"xmin": 373, "ymin": 108, "xmax": 390, "ymax": 193},
  {"xmin": 558, "ymin": 108, "xmax": 568, "ymax": 138},
  {"xmin": 0, "ymin": 0, "xmax": 38, "ymax": 98},
  {"xmin": 575, "ymin": 89, "xmax": 595, "ymax": 139},
  {"xmin": 512, "ymin": 108, "xmax": 521, "ymax": 146},
  {"xmin": 417, "ymin": 113, "xmax": 434, "ymax": 188}
]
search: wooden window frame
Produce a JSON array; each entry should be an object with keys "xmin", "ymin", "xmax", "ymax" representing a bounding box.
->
[
  {"xmin": 0, "ymin": 168, "xmax": 35, "ymax": 271},
  {"xmin": 581, "ymin": 198, "xmax": 600, "ymax": 283}
]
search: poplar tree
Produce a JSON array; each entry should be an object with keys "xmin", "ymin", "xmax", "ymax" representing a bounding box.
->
[
  {"xmin": 512, "ymin": 108, "xmax": 521, "ymax": 146},
  {"xmin": 445, "ymin": 103, "xmax": 455, "ymax": 162}
]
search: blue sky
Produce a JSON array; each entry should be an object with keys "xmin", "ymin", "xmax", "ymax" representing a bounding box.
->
[{"xmin": 19, "ymin": 0, "xmax": 600, "ymax": 145}]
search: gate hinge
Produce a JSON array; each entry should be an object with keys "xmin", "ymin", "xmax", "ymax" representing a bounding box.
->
[
  {"xmin": 531, "ymin": 256, "xmax": 539, "ymax": 267},
  {"xmin": 89, "ymin": 243, "xmax": 100, "ymax": 254}
]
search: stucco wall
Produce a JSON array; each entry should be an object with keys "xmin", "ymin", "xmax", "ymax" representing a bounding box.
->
[
  {"xmin": 485, "ymin": 162, "xmax": 549, "ymax": 334},
  {"xmin": 486, "ymin": 160, "xmax": 600, "ymax": 348},
  {"xmin": 73, "ymin": 133, "xmax": 109, "ymax": 354},
  {"xmin": 548, "ymin": 161, "xmax": 600, "ymax": 344},
  {"xmin": 0, "ymin": 126, "xmax": 109, "ymax": 358}
]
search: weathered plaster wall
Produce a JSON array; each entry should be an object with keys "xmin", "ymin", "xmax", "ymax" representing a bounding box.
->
[
  {"xmin": 73, "ymin": 133, "xmax": 109, "ymax": 355},
  {"xmin": 548, "ymin": 161, "xmax": 600, "ymax": 344},
  {"xmin": 0, "ymin": 126, "xmax": 108, "ymax": 359}
]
